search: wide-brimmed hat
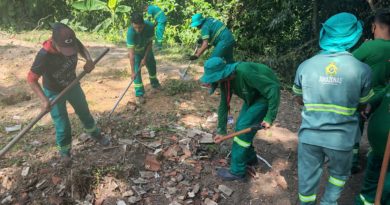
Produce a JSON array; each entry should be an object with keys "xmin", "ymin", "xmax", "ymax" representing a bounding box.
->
[
  {"xmin": 191, "ymin": 13, "xmax": 205, "ymax": 27},
  {"xmin": 52, "ymin": 23, "xmax": 78, "ymax": 56},
  {"xmin": 200, "ymin": 57, "xmax": 237, "ymax": 84},
  {"xmin": 319, "ymin": 12, "xmax": 363, "ymax": 52}
]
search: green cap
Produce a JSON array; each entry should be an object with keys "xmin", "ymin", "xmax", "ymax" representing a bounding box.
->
[
  {"xmin": 319, "ymin": 12, "xmax": 363, "ymax": 52},
  {"xmin": 200, "ymin": 57, "xmax": 237, "ymax": 84},
  {"xmin": 191, "ymin": 13, "xmax": 204, "ymax": 27}
]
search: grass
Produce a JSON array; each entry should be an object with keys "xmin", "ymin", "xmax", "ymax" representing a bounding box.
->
[{"xmin": 163, "ymin": 79, "xmax": 200, "ymax": 96}]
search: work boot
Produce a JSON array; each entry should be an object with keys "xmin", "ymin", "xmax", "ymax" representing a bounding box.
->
[
  {"xmin": 150, "ymin": 84, "xmax": 162, "ymax": 94},
  {"xmin": 135, "ymin": 96, "xmax": 146, "ymax": 105},
  {"xmin": 59, "ymin": 152, "xmax": 72, "ymax": 167},
  {"xmin": 92, "ymin": 134, "xmax": 110, "ymax": 146},
  {"xmin": 217, "ymin": 168, "xmax": 245, "ymax": 181}
]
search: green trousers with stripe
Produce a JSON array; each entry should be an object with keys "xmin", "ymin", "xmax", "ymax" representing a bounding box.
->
[
  {"xmin": 230, "ymin": 99, "xmax": 268, "ymax": 176},
  {"xmin": 355, "ymin": 152, "xmax": 390, "ymax": 205},
  {"xmin": 133, "ymin": 50, "xmax": 160, "ymax": 97},
  {"xmin": 298, "ymin": 142, "xmax": 353, "ymax": 205},
  {"xmin": 211, "ymin": 40, "xmax": 235, "ymax": 64},
  {"xmin": 44, "ymin": 84, "xmax": 100, "ymax": 156}
]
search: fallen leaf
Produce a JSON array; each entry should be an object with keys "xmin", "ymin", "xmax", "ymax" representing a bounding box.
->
[{"xmin": 145, "ymin": 154, "xmax": 161, "ymax": 171}]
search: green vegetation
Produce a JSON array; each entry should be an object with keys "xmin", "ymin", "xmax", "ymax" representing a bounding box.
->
[{"xmin": 1, "ymin": 0, "xmax": 389, "ymax": 84}]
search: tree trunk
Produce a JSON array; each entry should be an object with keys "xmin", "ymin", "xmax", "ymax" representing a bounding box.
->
[{"xmin": 312, "ymin": 0, "xmax": 319, "ymax": 39}]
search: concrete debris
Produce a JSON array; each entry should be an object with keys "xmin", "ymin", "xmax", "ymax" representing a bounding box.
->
[
  {"xmin": 199, "ymin": 133, "xmax": 214, "ymax": 144},
  {"xmin": 1, "ymin": 195, "xmax": 12, "ymax": 204},
  {"xmin": 218, "ymin": 185, "xmax": 233, "ymax": 196},
  {"xmin": 140, "ymin": 171, "xmax": 155, "ymax": 179},
  {"xmin": 116, "ymin": 200, "xmax": 126, "ymax": 205},
  {"xmin": 167, "ymin": 187, "xmax": 177, "ymax": 195},
  {"xmin": 5, "ymin": 124, "xmax": 21, "ymax": 133},
  {"xmin": 132, "ymin": 186, "xmax": 146, "ymax": 196},
  {"xmin": 35, "ymin": 179, "xmax": 47, "ymax": 189},
  {"xmin": 169, "ymin": 201, "xmax": 182, "ymax": 205},
  {"xmin": 21, "ymin": 167, "xmax": 30, "ymax": 177},
  {"xmin": 204, "ymin": 198, "xmax": 218, "ymax": 205},
  {"xmin": 122, "ymin": 190, "xmax": 134, "ymax": 197},
  {"xmin": 128, "ymin": 196, "xmax": 142, "ymax": 204},
  {"xmin": 118, "ymin": 138, "xmax": 134, "ymax": 145},
  {"xmin": 131, "ymin": 177, "xmax": 149, "ymax": 184}
]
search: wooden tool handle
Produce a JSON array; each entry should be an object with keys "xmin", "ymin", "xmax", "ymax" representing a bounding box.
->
[
  {"xmin": 215, "ymin": 125, "xmax": 264, "ymax": 143},
  {"xmin": 375, "ymin": 131, "xmax": 390, "ymax": 205}
]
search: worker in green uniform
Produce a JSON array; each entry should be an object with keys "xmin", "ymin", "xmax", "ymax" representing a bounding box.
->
[
  {"xmin": 293, "ymin": 13, "xmax": 373, "ymax": 204},
  {"xmin": 127, "ymin": 13, "xmax": 161, "ymax": 105},
  {"xmin": 189, "ymin": 13, "xmax": 235, "ymax": 63},
  {"xmin": 355, "ymin": 84, "xmax": 389, "ymax": 205},
  {"xmin": 200, "ymin": 57, "xmax": 280, "ymax": 181},
  {"xmin": 145, "ymin": 3, "xmax": 167, "ymax": 49},
  {"xmin": 351, "ymin": 9, "xmax": 390, "ymax": 174},
  {"xmin": 354, "ymin": 9, "xmax": 390, "ymax": 205},
  {"xmin": 27, "ymin": 23, "xmax": 109, "ymax": 165}
]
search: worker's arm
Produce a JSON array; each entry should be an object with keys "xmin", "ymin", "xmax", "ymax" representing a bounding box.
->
[
  {"xmin": 126, "ymin": 28, "xmax": 137, "ymax": 80},
  {"xmin": 194, "ymin": 39, "xmax": 209, "ymax": 58},
  {"xmin": 76, "ymin": 39, "xmax": 94, "ymax": 73},
  {"xmin": 217, "ymin": 82, "xmax": 229, "ymax": 135},
  {"xmin": 27, "ymin": 74, "xmax": 50, "ymax": 113},
  {"xmin": 140, "ymin": 40, "xmax": 153, "ymax": 68},
  {"xmin": 128, "ymin": 48, "xmax": 136, "ymax": 80},
  {"xmin": 292, "ymin": 64, "xmax": 304, "ymax": 106}
]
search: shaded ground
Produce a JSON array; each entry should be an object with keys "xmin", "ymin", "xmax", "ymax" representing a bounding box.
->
[{"xmin": 0, "ymin": 31, "xmax": 368, "ymax": 205}]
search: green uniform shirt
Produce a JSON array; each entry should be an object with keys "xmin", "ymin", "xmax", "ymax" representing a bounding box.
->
[
  {"xmin": 353, "ymin": 39, "xmax": 390, "ymax": 92},
  {"xmin": 201, "ymin": 18, "xmax": 235, "ymax": 46},
  {"xmin": 126, "ymin": 21, "xmax": 154, "ymax": 54},
  {"xmin": 293, "ymin": 52, "xmax": 373, "ymax": 151},
  {"xmin": 217, "ymin": 62, "xmax": 280, "ymax": 134},
  {"xmin": 147, "ymin": 5, "xmax": 167, "ymax": 23}
]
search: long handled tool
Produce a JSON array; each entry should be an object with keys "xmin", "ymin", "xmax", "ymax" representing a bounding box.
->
[
  {"xmin": 108, "ymin": 68, "xmax": 142, "ymax": 119},
  {"xmin": 179, "ymin": 44, "xmax": 199, "ymax": 80},
  {"xmin": 214, "ymin": 124, "xmax": 264, "ymax": 144},
  {"xmin": 0, "ymin": 48, "xmax": 110, "ymax": 158},
  {"xmin": 374, "ymin": 132, "xmax": 390, "ymax": 205}
]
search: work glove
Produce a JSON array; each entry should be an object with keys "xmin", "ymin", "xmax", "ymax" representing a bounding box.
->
[
  {"xmin": 197, "ymin": 38, "xmax": 203, "ymax": 45},
  {"xmin": 189, "ymin": 55, "xmax": 198, "ymax": 61}
]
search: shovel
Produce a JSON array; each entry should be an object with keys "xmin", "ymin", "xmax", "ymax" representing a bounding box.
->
[
  {"xmin": 0, "ymin": 48, "xmax": 110, "ymax": 158},
  {"xmin": 108, "ymin": 68, "xmax": 141, "ymax": 119},
  {"xmin": 214, "ymin": 124, "xmax": 264, "ymax": 144},
  {"xmin": 179, "ymin": 44, "xmax": 199, "ymax": 80}
]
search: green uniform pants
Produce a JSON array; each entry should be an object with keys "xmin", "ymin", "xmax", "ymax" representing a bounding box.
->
[
  {"xmin": 133, "ymin": 50, "xmax": 160, "ymax": 97},
  {"xmin": 352, "ymin": 117, "xmax": 366, "ymax": 170},
  {"xmin": 230, "ymin": 100, "xmax": 267, "ymax": 176},
  {"xmin": 355, "ymin": 152, "xmax": 390, "ymax": 205},
  {"xmin": 155, "ymin": 22, "xmax": 166, "ymax": 45},
  {"xmin": 211, "ymin": 40, "xmax": 235, "ymax": 64},
  {"xmin": 44, "ymin": 84, "xmax": 99, "ymax": 156},
  {"xmin": 298, "ymin": 142, "xmax": 353, "ymax": 205}
]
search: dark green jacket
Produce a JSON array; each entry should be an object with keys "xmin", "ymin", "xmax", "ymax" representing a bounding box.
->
[{"xmin": 217, "ymin": 62, "xmax": 280, "ymax": 134}]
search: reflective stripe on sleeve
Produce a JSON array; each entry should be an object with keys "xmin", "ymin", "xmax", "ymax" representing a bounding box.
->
[
  {"xmin": 359, "ymin": 194, "xmax": 374, "ymax": 205},
  {"xmin": 292, "ymin": 85, "xmax": 302, "ymax": 95},
  {"xmin": 360, "ymin": 89, "xmax": 374, "ymax": 103}
]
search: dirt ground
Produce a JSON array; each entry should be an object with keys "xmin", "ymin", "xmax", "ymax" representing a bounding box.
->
[{"xmin": 0, "ymin": 32, "xmax": 369, "ymax": 205}]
